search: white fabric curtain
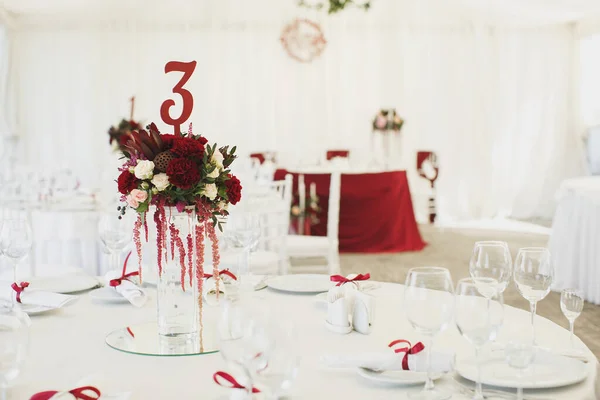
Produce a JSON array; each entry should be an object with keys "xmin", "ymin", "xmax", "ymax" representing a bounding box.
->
[{"xmin": 7, "ymin": 2, "xmax": 584, "ymax": 220}]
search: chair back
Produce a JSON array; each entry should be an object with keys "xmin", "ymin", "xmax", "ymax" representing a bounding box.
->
[
  {"xmin": 326, "ymin": 172, "xmax": 341, "ymax": 273},
  {"xmin": 586, "ymin": 127, "xmax": 600, "ymax": 175}
]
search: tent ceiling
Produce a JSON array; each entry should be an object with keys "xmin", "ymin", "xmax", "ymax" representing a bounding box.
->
[{"xmin": 1, "ymin": 0, "xmax": 600, "ymax": 25}]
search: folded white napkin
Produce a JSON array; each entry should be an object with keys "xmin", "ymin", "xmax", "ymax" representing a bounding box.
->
[
  {"xmin": 103, "ymin": 272, "xmax": 146, "ymax": 308},
  {"xmin": 47, "ymin": 374, "xmax": 132, "ymax": 400},
  {"xmin": 321, "ymin": 351, "xmax": 454, "ymax": 373},
  {"xmin": 0, "ymin": 287, "xmax": 76, "ymax": 309}
]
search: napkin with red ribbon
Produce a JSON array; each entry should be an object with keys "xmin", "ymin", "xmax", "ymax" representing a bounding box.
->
[
  {"xmin": 3, "ymin": 281, "xmax": 76, "ymax": 309},
  {"xmin": 29, "ymin": 375, "xmax": 131, "ymax": 400},
  {"xmin": 103, "ymin": 252, "xmax": 146, "ymax": 307},
  {"xmin": 203, "ymin": 269, "xmax": 237, "ymax": 305},
  {"xmin": 330, "ymin": 273, "xmax": 371, "ymax": 287},
  {"xmin": 213, "ymin": 371, "xmax": 260, "ymax": 399},
  {"xmin": 320, "ymin": 339, "xmax": 454, "ymax": 373}
]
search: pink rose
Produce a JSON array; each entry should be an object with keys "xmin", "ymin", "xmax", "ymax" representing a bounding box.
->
[
  {"xmin": 375, "ymin": 115, "xmax": 387, "ymax": 129},
  {"xmin": 126, "ymin": 194, "xmax": 139, "ymax": 208},
  {"xmin": 127, "ymin": 189, "xmax": 148, "ymax": 209}
]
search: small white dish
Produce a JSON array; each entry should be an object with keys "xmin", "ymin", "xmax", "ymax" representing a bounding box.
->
[
  {"xmin": 19, "ymin": 303, "xmax": 58, "ymax": 315},
  {"xmin": 28, "ymin": 274, "xmax": 100, "ymax": 294},
  {"xmin": 455, "ymin": 349, "xmax": 589, "ymax": 389},
  {"xmin": 89, "ymin": 287, "xmax": 129, "ymax": 303},
  {"xmin": 357, "ymin": 368, "xmax": 442, "ymax": 386},
  {"xmin": 267, "ymin": 274, "xmax": 332, "ymax": 294}
]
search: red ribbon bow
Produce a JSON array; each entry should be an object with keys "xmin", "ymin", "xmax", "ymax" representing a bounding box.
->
[
  {"xmin": 203, "ymin": 269, "xmax": 237, "ymax": 281},
  {"xmin": 213, "ymin": 371, "xmax": 260, "ymax": 393},
  {"xmin": 30, "ymin": 386, "xmax": 101, "ymax": 400},
  {"xmin": 330, "ymin": 273, "xmax": 370, "ymax": 287},
  {"xmin": 388, "ymin": 339, "xmax": 425, "ymax": 371},
  {"xmin": 109, "ymin": 251, "xmax": 139, "ymax": 287},
  {"xmin": 11, "ymin": 281, "xmax": 29, "ymax": 303}
]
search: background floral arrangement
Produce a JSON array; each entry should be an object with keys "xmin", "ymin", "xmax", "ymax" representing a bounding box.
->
[
  {"xmin": 372, "ymin": 108, "xmax": 404, "ymax": 132},
  {"xmin": 298, "ymin": 0, "xmax": 371, "ymax": 14},
  {"xmin": 108, "ymin": 118, "xmax": 142, "ymax": 154},
  {"xmin": 291, "ymin": 192, "xmax": 321, "ymax": 226}
]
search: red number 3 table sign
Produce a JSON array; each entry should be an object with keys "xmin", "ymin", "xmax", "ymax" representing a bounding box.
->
[{"xmin": 160, "ymin": 60, "xmax": 197, "ymax": 137}]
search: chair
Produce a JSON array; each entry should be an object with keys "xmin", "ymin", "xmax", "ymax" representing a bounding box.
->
[
  {"xmin": 285, "ymin": 172, "xmax": 341, "ymax": 275},
  {"xmin": 586, "ymin": 127, "xmax": 600, "ymax": 175}
]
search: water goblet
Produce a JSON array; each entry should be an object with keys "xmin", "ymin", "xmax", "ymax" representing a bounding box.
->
[
  {"xmin": 560, "ymin": 289, "xmax": 584, "ymax": 349},
  {"xmin": 223, "ymin": 211, "xmax": 261, "ymax": 295},
  {"xmin": 98, "ymin": 212, "xmax": 133, "ymax": 273},
  {"xmin": 0, "ymin": 214, "xmax": 33, "ymax": 293},
  {"xmin": 455, "ymin": 278, "xmax": 504, "ymax": 400},
  {"xmin": 513, "ymin": 248, "xmax": 553, "ymax": 344},
  {"xmin": 404, "ymin": 267, "xmax": 455, "ymax": 400},
  {"xmin": 469, "ymin": 241, "xmax": 512, "ymax": 297},
  {"xmin": 0, "ymin": 300, "xmax": 30, "ymax": 400}
]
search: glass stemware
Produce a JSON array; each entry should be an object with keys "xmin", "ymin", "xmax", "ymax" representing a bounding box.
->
[
  {"xmin": 223, "ymin": 211, "xmax": 261, "ymax": 296},
  {"xmin": 513, "ymin": 248, "xmax": 553, "ymax": 344},
  {"xmin": 98, "ymin": 213, "xmax": 133, "ymax": 273},
  {"xmin": 455, "ymin": 278, "xmax": 504, "ymax": 400},
  {"xmin": 404, "ymin": 267, "xmax": 454, "ymax": 400},
  {"xmin": 560, "ymin": 289, "xmax": 584, "ymax": 348},
  {"xmin": 0, "ymin": 300, "xmax": 30, "ymax": 400},
  {"xmin": 505, "ymin": 327, "xmax": 535, "ymax": 400},
  {"xmin": 469, "ymin": 241, "xmax": 512, "ymax": 297},
  {"xmin": 0, "ymin": 214, "xmax": 33, "ymax": 296}
]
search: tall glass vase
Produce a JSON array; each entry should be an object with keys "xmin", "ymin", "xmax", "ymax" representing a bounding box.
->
[{"xmin": 156, "ymin": 207, "xmax": 198, "ymax": 339}]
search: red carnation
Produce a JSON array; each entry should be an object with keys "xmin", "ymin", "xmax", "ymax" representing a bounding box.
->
[
  {"xmin": 198, "ymin": 136, "xmax": 208, "ymax": 145},
  {"xmin": 161, "ymin": 134, "xmax": 176, "ymax": 150},
  {"xmin": 171, "ymin": 137, "xmax": 205, "ymax": 159},
  {"xmin": 225, "ymin": 174, "xmax": 242, "ymax": 205},
  {"xmin": 166, "ymin": 158, "xmax": 201, "ymax": 189},
  {"xmin": 117, "ymin": 170, "xmax": 138, "ymax": 194}
]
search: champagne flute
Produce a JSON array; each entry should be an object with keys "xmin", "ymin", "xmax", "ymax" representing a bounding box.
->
[
  {"xmin": 0, "ymin": 300, "xmax": 30, "ymax": 400},
  {"xmin": 0, "ymin": 214, "xmax": 33, "ymax": 297},
  {"xmin": 514, "ymin": 248, "xmax": 553, "ymax": 344},
  {"xmin": 455, "ymin": 278, "xmax": 504, "ymax": 400},
  {"xmin": 469, "ymin": 241, "xmax": 512, "ymax": 297},
  {"xmin": 98, "ymin": 212, "xmax": 133, "ymax": 273},
  {"xmin": 560, "ymin": 289, "xmax": 584, "ymax": 348},
  {"xmin": 404, "ymin": 267, "xmax": 454, "ymax": 400}
]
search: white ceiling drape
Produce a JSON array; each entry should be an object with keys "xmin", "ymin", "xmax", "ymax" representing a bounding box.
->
[{"xmin": 3, "ymin": 1, "xmax": 587, "ymax": 220}]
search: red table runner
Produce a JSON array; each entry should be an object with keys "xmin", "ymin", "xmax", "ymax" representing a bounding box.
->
[{"xmin": 274, "ymin": 169, "xmax": 426, "ymax": 253}]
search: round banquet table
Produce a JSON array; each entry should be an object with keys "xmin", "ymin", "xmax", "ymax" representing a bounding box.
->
[
  {"xmin": 549, "ymin": 176, "xmax": 600, "ymax": 304},
  {"xmin": 274, "ymin": 169, "xmax": 426, "ymax": 253},
  {"xmin": 14, "ymin": 281, "xmax": 598, "ymax": 399}
]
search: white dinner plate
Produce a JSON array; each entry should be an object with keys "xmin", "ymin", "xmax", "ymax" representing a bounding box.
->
[
  {"xmin": 27, "ymin": 274, "xmax": 100, "ymax": 294},
  {"xmin": 89, "ymin": 287, "xmax": 129, "ymax": 303},
  {"xmin": 456, "ymin": 349, "xmax": 589, "ymax": 389},
  {"xmin": 19, "ymin": 303, "xmax": 58, "ymax": 315},
  {"xmin": 267, "ymin": 274, "xmax": 333, "ymax": 294},
  {"xmin": 357, "ymin": 368, "xmax": 443, "ymax": 386}
]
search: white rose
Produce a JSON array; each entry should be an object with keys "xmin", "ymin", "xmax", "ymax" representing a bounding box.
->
[
  {"xmin": 202, "ymin": 183, "xmax": 218, "ymax": 200},
  {"xmin": 211, "ymin": 150, "xmax": 224, "ymax": 168},
  {"xmin": 207, "ymin": 167, "xmax": 220, "ymax": 179},
  {"xmin": 134, "ymin": 160, "xmax": 155, "ymax": 180},
  {"xmin": 151, "ymin": 173, "xmax": 170, "ymax": 191},
  {"xmin": 218, "ymin": 201, "xmax": 228, "ymax": 211}
]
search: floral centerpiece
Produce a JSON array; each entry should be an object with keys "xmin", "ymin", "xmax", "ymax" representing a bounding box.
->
[
  {"xmin": 372, "ymin": 108, "xmax": 404, "ymax": 132},
  {"xmin": 116, "ymin": 121, "xmax": 242, "ymax": 349},
  {"xmin": 291, "ymin": 192, "xmax": 321, "ymax": 227},
  {"xmin": 108, "ymin": 118, "xmax": 142, "ymax": 153}
]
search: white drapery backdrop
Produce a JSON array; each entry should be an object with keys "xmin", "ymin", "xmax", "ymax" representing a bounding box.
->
[{"xmin": 5, "ymin": 1, "xmax": 585, "ymax": 220}]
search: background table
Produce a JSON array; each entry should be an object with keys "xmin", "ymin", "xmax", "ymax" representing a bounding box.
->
[
  {"xmin": 14, "ymin": 282, "xmax": 598, "ymax": 399},
  {"xmin": 274, "ymin": 169, "xmax": 426, "ymax": 253},
  {"xmin": 550, "ymin": 176, "xmax": 600, "ymax": 304}
]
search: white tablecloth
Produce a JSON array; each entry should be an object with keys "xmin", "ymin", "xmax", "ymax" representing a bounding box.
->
[
  {"xmin": 12, "ymin": 282, "xmax": 598, "ymax": 399},
  {"xmin": 550, "ymin": 176, "xmax": 600, "ymax": 304}
]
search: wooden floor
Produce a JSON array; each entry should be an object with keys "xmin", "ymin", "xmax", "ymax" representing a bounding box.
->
[{"xmin": 338, "ymin": 224, "xmax": 600, "ymax": 359}]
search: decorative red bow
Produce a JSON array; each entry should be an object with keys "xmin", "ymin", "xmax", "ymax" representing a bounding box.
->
[
  {"xmin": 213, "ymin": 371, "xmax": 260, "ymax": 393},
  {"xmin": 30, "ymin": 386, "xmax": 101, "ymax": 400},
  {"xmin": 11, "ymin": 281, "xmax": 29, "ymax": 303},
  {"xmin": 330, "ymin": 273, "xmax": 370, "ymax": 287},
  {"xmin": 388, "ymin": 339, "xmax": 425, "ymax": 370},
  {"xmin": 203, "ymin": 269, "xmax": 237, "ymax": 281},
  {"xmin": 109, "ymin": 251, "xmax": 139, "ymax": 287}
]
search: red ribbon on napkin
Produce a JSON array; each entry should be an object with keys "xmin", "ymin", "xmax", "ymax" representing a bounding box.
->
[
  {"xmin": 203, "ymin": 269, "xmax": 237, "ymax": 281},
  {"xmin": 11, "ymin": 281, "xmax": 29, "ymax": 303},
  {"xmin": 30, "ymin": 386, "xmax": 101, "ymax": 400},
  {"xmin": 213, "ymin": 371, "xmax": 260, "ymax": 393},
  {"xmin": 388, "ymin": 339, "xmax": 425, "ymax": 370},
  {"xmin": 109, "ymin": 251, "xmax": 139, "ymax": 287},
  {"xmin": 330, "ymin": 273, "xmax": 370, "ymax": 287}
]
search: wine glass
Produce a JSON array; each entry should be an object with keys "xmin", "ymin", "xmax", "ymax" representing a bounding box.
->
[
  {"xmin": 560, "ymin": 289, "xmax": 584, "ymax": 348},
  {"xmin": 469, "ymin": 241, "xmax": 512, "ymax": 297},
  {"xmin": 0, "ymin": 300, "xmax": 30, "ymax": 400},
  {"xmin": 455, "ymin": 278, "xmax": 504, "ymax": 400},
  {"xmin": 0, "ymin": 214, "xmax": 33, "ymax": 296},
  {"xmin": 505, "ymin": 327, "xmax": 535, "ymax": 400},
  {"xmin": 514, "ymin": 248, "xmax": 553, "ymax": 344},
  {"xmin": 98, "ymin": 212, "xmax": 133, "ymax": 273},
  {"xmin": 223, "ymin": 211, "xmax": 261, "ymax": 296},
  {"xmin": 404, "ymin": 267, "xmax": 454, "ymax": 400}
]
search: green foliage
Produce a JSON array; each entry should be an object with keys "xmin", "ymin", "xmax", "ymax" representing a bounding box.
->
[{"xmin": 298, "ymin": 0, "xmax": 370, "ymax": 14}]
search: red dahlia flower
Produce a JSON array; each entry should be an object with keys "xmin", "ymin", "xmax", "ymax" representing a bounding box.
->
[
  {"xmin": 171, "ymin": 137, "xmax": 205, "ymax": 159},
  {"xmin": 225, "ymin": 174, "xmax": 242, "ymax": 205},
  {"xmin": 166, "ymin": 158, "xmax": 201, "ymax": 189}
]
